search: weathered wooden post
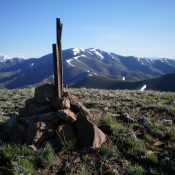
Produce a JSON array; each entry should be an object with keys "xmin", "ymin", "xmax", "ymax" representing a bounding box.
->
[{"xmin": 52, "ymin": 18, "xmax": 63, "ymax": 98}]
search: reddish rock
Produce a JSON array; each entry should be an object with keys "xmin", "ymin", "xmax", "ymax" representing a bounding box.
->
[
  {"xmin": 65, "ymin": 93, "xmax": 93, "ymax": 119},
  {"xmin": 73, "ymin": 117, "xmax": 106, "ymax": 148},
  {"xmin": 51, "ymin": 97, "xmax": 70, "ymax": 110},
  {"xmin": 63, "ymin": 109, "xmax": 77, "ymax": 123}
]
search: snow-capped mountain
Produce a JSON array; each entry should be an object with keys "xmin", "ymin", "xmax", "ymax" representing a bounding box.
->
[
  {"xmin": 0, "ymin": 48, "xmax": 175, "ymax": 89},
  {"xmin": 0, "ymin": 54, "xmax": 11, "ymax": 62},
  {"xmin": 0, "ymin": 54, "xmax": 25, "ymax": 68}
]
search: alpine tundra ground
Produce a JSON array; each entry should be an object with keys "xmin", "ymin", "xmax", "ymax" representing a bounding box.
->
[{"xmin": 0, "ymin": 88, "xmax": 175, "ymax": 175}]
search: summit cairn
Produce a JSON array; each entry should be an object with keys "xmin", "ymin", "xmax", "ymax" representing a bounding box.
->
[{"xmin": 6, "ymin": 18, "xmax": 106, "ymax": 150}]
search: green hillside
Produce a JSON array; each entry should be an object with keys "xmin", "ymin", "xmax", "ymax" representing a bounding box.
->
[
  {"xmin": 0, "ymin": 88, "xmax": 175, "ymax": 174},
  {"xmin": 74, "ymin": 73, "xmax": 175, "ymax": 92},
  {"xmin": 141, "ymin": 73, "xmax": 175, "ymax": 91},
  {"xmin": 73, "ymin": 76, "xmax": 139, "ymax": 89}
]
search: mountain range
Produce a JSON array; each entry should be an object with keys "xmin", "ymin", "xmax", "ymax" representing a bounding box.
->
[{"xmin": 0, "ymin": 48, "xmax": 175, "ymax": 91}]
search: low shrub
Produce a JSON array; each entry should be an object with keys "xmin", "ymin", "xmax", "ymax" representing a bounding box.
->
[{"xmin": 127, "ymin": 164, "xmax": 145, "ymax": 175}]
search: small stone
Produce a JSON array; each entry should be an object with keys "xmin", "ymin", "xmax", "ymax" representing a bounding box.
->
[
  {"xmin": 146, "ymin": 150, "xmax": 155, "ymax": 156},
  {"xmin": 135, "ymin": 116, "xmax": 151, "ymax": 128},
  {"xmin": 104, "ymin": 107, "xmax": 108, "ymax": 111},
  {"xmin": 153, "ymin": 140, "xmax": 165, "ymax": 146},
  {"xmin": 73, "ymin": 157, "xmax": 81, "ymax": 163},
  {"xmin": 163, "ymin": 119, "xmax": 173, "ymax": 126},
  {"xmin": 29, "ymin": 145, "xmax": 37, "ymax": 151}
]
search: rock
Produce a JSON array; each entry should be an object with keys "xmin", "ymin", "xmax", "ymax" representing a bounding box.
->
[
  {"xmin": 59, "ymin": 98, "xmax": 71, "ymax": 109},
  {"xmin": 17, "ymin": 112, "xmax": 58, "ymax": 125},
  {"xmin": 19, "ymin": 104, "xmax": 51, "ymax": 116},
  {"xmin": 73, "ymin": 156, "xmax": 81, "ymax": 164},
  {"xmin": 34, "ymin": 84, "xmax": 55, "ymax": 105},
  {"xmin": 146, "ymin": 150, "xmax": 155, "ymax": 156},
  {"xmin": 163, "ymin": 119, "xmax": 173, "ymax": 126},
  {"xmin": 120, "ymin": 113, "xmax": 134, "ymax": 123},
  {"xmin": 17, "ymin": 110, "xmax": 77, "ymax": 128},
  {"xmin": 63, "ymin": 109, "xmax": 77, "ymax": 123},
  {"xmin": 98, "ymin": 124, "xmax": 113, "ymax": 135},
  {"xmin": 133, "ymin": 125, "xmax": 145, "ymax": 138},
  {"xmin": 6, "ymin": 117, "xmax": 27, "ymax": 144},
  {"xmin": 56, "ymin": 124, "xmax": 77, "ymax": 143},
  {"xmin": 65, "ymin": 93, "xmax": 93, "ymax": 119},
  {"xmin": 51, "ymin": 97, "xmax": 70, "ymax": 110},
  {"xmin": 153, "ymin": 140, "xmax": 165, "ymax": 146},
  {"xmin": 6, "ymin": 117, "xmax": 17, "ymax": 128},
  {"xmin": 29, "ymin": 144, "xmax": 37, "ymax": 151},
  {"xmin": 104, "ymin": 106, "xmax": 109, "ymax": 111},
  {"xmin": 131, "ymin": 131, "xmax": 137, "ymax": 140},
  {"xmin": 135, "ymin": 116, "xmax": 151, "ymax": 128},
  {"xmin": 26, "ymin": 121, "xmax": 53, "ymax": 146},
  {"xmin": 73, "ymin": 116, "xmax": 106, "ymax": 148},
  {"xmin": 19, "ymin": 104, "xmax": 52, "ymax": 116}
]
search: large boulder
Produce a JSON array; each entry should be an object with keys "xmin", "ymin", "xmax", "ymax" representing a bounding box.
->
[
  {"xmin": 72, "ymin": 116, "xmax": 106, "ymax": 148},
  {"xmin": 34, "ymin": 84, "xmax": 55, "ymax": 105},
  {"xmin": 57, "ymin": 124, "xmax": 77, "ymax": 142},
  {"xmin": 5, "ymin": 117, "xmax": 27, "ymax": 144}
]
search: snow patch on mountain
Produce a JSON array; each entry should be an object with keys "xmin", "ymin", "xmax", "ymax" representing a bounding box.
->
[
  {"xmin": 140, "ymin": 85, "xmax": 147, "ymax": 91},
  {"xmin": 73, "ymin": 55, "xmax": 87, "ymax": 60},
  {"xmin": 73, "ymin": 48, "xmax": 85, "ymax": 56},
  {"xmin": 0, "ymin": 54, "xmax": 11, "ymax": 62},
  {"xmin": 30, "ymin": 63, "xmax": 34, "ymax": 67},
  {"xmin": 66, "ymin": 59, "xmax": 75, "ymax": 67},
  {"xmin": 89, "ymin": 48, "xmax": 104, "ymax": 60}
]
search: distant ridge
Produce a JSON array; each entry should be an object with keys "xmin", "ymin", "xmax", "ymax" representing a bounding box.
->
[
  {"xmin": 0, "ymin": 48, "xmax": 175, "ymax": 89},
  {"xmin": 74, "ymin": 73, "xmax": 175, "ymax": 92}
]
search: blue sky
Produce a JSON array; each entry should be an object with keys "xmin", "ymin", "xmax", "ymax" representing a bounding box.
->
[{"xmin": 0, "ymin": 0, "xmax": 175, "ymax": 58}]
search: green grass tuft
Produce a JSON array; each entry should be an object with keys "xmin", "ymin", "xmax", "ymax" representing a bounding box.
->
[{"xmin": 127, "ymin": 164, "xmax": 145, "ymax": 175}]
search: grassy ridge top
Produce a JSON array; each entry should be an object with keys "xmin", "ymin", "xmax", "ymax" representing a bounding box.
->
[{"xmin": 0, "ymin": 88, "xmax": 175, "ymax": 174}]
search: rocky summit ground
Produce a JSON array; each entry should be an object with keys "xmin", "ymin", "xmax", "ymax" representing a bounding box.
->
[{"xmin": 0, "ymin": 88, "xmax": 175, "ymax": 175}]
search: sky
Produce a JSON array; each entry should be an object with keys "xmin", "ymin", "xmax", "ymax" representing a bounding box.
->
[{"xmin": 0, "ymin": 0, "xmax": 175, "ymax": 58}]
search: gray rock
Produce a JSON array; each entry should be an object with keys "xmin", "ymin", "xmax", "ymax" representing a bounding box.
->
[
  {"xmin": 163, "ymin": 119, "xmax": 173, "ymax": 126},
  {"xmin": 34, "ymin": 84, "xmax": 55, "ymax": 105},
  {"xmin": 135, "ymin": 116, "xmax": 151, "ymax": 128}
]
